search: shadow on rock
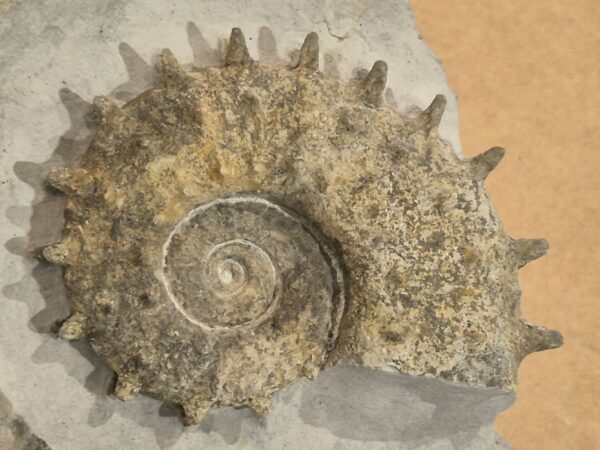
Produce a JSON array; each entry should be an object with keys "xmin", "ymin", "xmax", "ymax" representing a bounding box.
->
[{"xmin": 298, "ymin": 366, "xmax": 514, "ymax": 447}]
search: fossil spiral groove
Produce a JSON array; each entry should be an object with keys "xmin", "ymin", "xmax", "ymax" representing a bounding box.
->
[{"xmin": 161, "ymin": 195, "xmax": 343, "ymax": 334}]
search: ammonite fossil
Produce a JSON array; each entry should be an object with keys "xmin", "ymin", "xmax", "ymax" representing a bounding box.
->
[{"xmin": 41, "ymin": 28, "xmax": 562, "ymax": 424}]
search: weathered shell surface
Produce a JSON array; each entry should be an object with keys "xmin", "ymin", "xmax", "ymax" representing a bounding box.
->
[{"xmin": 44, "ymin": 29, "xmax": 562, "ymax": 423}]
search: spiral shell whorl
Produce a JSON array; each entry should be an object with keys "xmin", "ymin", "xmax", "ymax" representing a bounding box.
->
[{"xmin": 161, "ymin": 195, "xmax": 343, "ymax": 336}]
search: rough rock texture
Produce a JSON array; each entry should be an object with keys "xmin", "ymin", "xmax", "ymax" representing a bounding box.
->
[
  {"xmin": 39, "ymin": 28, "xmax": 561, "ymax": 423},
  {"xmin": 0, "ymin": 0, "xmax": 561, "ymax": 448}
]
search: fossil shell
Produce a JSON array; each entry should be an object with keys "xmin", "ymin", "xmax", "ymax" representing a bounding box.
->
[
  {"xmin": 42, "ymin": 28, "xmax": 562, "ymax": 423},
  {"xmin": 161, "ymin": 195, "xmax": 344, "ymax": 335}
]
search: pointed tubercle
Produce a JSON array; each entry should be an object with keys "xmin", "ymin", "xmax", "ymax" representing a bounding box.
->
[
  {"xmin": 58, "ymin": 312, "xmax": 88, "ymax": 340},
  {"xmin": 114, "ymin": 374, "xmax": 142, "ymax": 401},
  {"xmin": 469, "ymin": 147, "xmax": 505, "ymax": 181},
  {"xmin": 297, "ymin": 32, "xmax": 319, "ymax": 71},
  {"xmin": 225, "ymin": 28, "xmax": 252, "ymax": 66},
  {"xmin": 248, "ymin": 393, "xmax": 272, "ymax": 416},
  {"xmin": 45, "ymin": 168, "xmax": 76, "ymax": 194},
  {"xmin": 514, "ymin": 238, "xmax": 549, "ymax": 268},
  {"xmin": 88, "ymin": 95, "xmax": 121, "ymax": 125},
  {"xmin": 522, "ymin": 321, "xmax": 563, "ymax": 355},
  {"xmin": 41, "ymin": 242, "xmax": 70, "ymax": 266},
  {"xmin": 302, "ymin": 365, "xmax": 320, "ymax": 381},
  {"xmin": 45, "ymin": 167, "xmax": 94, "ymax": 195},
  {"xmin": 157, "ymin": 48, "xmax": 187, "ymax": 86},
  {"xmin": 183, "ymin": 401, "xmax": 210, "ymax": 426},
  {"xmin": 414, "ymin": 94, "xmax": 446, "ymax": 132},
  {"xmin": 363, "ymin": 60, "xmax": 388, "ymax": 107}
]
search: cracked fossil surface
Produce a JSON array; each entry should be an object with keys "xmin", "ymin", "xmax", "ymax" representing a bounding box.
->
[{"xmin": 40, "ymin": 28, "xmax": 562, "ymax": 424}]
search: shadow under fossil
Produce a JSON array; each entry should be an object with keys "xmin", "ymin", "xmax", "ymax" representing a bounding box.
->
[
  {"xmin": 2, "ymin": 23, "xmax": 408, "ymax": 449},
  {"xmin": 297, "ymin": 367, "xmax": 514, "ymax": 446}
]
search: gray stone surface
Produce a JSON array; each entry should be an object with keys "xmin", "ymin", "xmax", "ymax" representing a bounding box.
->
[
  {"xmin": 0, "ymin": 367, "xmax": 515, "ymax": 450},
  {"xmin": 0, "ymin": 0, "xmax": 522, "ymax": 448},
  {"xmin": 0, "ymin": 389, "xmax": 50, "ymax": 449}
]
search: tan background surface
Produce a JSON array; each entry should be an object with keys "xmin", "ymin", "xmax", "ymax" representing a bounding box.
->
[{"xmin": 412, "ymin": 1, "xmax": 599, "ymax": 449}]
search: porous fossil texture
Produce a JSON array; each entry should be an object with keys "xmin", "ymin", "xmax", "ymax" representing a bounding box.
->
[{"xmin": 41, "ymin": 28, "xmax": 562, "ymax": 424}]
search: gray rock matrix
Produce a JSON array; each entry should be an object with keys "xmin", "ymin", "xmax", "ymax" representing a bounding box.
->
[{"xmin": 0, "ymin": 0, "xmax": 560, "ymax": 449}]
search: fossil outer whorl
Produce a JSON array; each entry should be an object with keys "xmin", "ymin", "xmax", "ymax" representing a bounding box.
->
[{"xmin": 43, "ymin": 28, "xmax": 561, "ymax": 423}]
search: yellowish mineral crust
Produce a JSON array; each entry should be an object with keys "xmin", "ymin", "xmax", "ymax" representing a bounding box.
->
[{"xmin": 43, "ymin": 28, "xmax": 562, "ymax": 424}]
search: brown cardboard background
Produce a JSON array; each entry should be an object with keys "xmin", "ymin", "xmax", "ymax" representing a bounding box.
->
[{"xmin": 412, "ymin": 1, "xmax": 600, "ymax": 449}]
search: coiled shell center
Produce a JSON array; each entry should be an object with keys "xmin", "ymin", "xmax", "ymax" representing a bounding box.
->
[{"xmin": 161, "ymin": 195, "xmax": 343, "ymax": 335}]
